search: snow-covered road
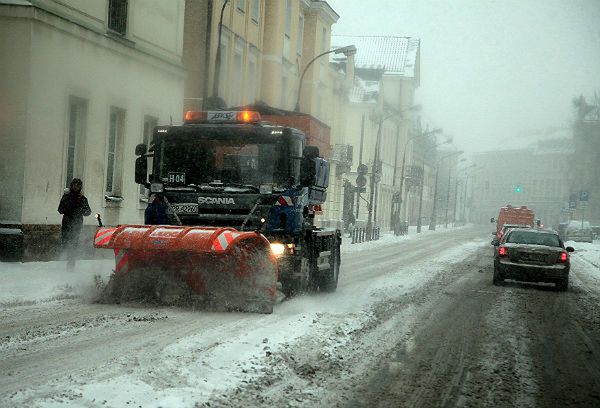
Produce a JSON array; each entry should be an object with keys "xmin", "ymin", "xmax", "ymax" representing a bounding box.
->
[{"xmin": 2, "ymin": 227, "xmax": 600, "ymax": 407}]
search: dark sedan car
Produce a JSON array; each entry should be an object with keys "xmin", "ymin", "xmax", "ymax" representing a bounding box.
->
[{"xmin": 493, "ymin": 228, "xmax": 574, "ymax": 291}]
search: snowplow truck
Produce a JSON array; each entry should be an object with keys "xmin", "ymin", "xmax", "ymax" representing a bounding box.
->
[
  {"xmin": 492, "ymin": 205, "xmax": 535, "ymax": 239},
  {"xmin": 94, "ymin": 110, "xmax": 341, "ymax": 313}
]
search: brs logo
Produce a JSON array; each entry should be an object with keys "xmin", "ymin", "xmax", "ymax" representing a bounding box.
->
[
  {"xmin": 207, "ymin": 111, "xmax": 236, "ymax": 121},
  {"xmin": 198, "ymin": 197, "xmax": 236, "ymax": 205}
]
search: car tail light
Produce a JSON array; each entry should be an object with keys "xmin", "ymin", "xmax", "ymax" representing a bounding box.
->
[
  {"xmin": 499, "ymin": 247, "xmax": 507, "ymax": 257},
  {"xmin": 559, "ymin": 252, "xmax": 568, "ymax": 263}
]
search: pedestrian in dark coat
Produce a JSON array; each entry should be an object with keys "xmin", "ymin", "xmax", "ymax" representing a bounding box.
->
[
  {"xmin": 58, "ymin": 178, "xmax": 91, "ymax": 270},
  {"xmin": 144, "ymin": 194, "xmax": 168, "ymax": 225}
]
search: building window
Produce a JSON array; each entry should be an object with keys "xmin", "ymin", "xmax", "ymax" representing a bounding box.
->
[
  {"xmin": 284, "ymin": 0, "xmax": 292, "ymax": 36},
  {"xmin": 232, "ymin": 41, "xmax": 244, "ymax": 106},
  {"xmin": 65, "ymin": 97, "xmax": 88, "ymax": 188},
  {"xmin": 251, "ymin": 0, "xmax": 259, "ymax": 22},
  {"xmin": 107, "ymin": 0, "xmax": 128, "ymax": 35},
  {"xmin": 297, "ymin": 14, "xmax": 304, "ymax": 56},
  {"xmin": 237, "ymin": 0, "xmax": 245, "ymax": 13},
  {"xmin": 139, "ymin": 115, "xmax": 157, "ymax": 194},
  {"xmin": 247, "ymin": 51, "xmax": 258, "ymax": 104},
  {"xmin": 322, "ymin": 26, "xmax": 328, "ymax": 53},
  {"xmin": 106, "ymin": 107, "xmax": 125, "ymax": 196},
  {"xmin": 218, "ymin": 32, "xmax": 230, "ymax": 101}
]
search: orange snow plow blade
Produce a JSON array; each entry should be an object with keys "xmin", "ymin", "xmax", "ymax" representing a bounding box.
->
[{"xmin": 94, "ymin": 225, "xmax": 278, "ymax": 313}]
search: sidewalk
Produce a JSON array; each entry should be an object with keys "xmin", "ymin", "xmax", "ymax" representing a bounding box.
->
[
  {"xmin": 0, "ymin": 259, "xmax": 113, "ymax": 306},
  {"xmin": 341, "ymin": 223, "xmax": 471, "ymax": 254}
]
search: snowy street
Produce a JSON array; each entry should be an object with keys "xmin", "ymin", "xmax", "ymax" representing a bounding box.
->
[{"xmin": 2, "ymin": 226, "xmax": 600, "ymax": 407}]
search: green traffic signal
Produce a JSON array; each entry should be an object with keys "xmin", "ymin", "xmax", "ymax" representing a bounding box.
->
[{"xmin": 515, "ymin": 185, "xmax": 522, "ymax": 193}]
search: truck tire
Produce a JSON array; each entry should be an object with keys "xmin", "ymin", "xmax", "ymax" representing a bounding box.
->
[
  {"xmin": 319, "ymin": 240, "xmax": 340, "ymax": 293},
  {"xmin": 281, "ymin": 258, "xmax": 310, "ymax": 298}
]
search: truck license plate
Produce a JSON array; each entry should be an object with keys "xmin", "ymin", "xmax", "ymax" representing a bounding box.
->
[{"xmin": 170, "ymin": 203, "xmax": 198, "ymax": 214}]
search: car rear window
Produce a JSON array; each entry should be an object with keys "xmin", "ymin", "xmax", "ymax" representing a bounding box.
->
[{"xmin": 505, "ymin": 230, "xmax": 560, "ymax": 247}]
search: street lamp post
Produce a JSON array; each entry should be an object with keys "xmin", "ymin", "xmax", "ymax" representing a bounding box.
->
[
  {"xmin": 454, "ymin": 164, "xmax": 475, "ymax": 225},
  {"xmin": 392, "ymin": 127, "xmax": 441, "ymax": 233},
  {"xmin": 212, "ymin": 0, "xmax": 230, "ymax": 100},
  {"xmin": 416, "ymin": 138, "xmax": 451, "ymax": 233},
  {"xmin": 445, "ymin": 157, "xmax": 466, "ymax": 228},
  {"xmin": 429, "ymin": 150, "xmax": 463, "ymax": 231},
  {"xmin": 366, "ymin": 106, "xmax": 420, "ymax": 239},
  {"xmin": 294, "ymin": 45, "xmax": 356, "ymax": 113}
]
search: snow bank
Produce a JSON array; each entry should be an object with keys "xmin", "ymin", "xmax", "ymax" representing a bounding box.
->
[
  {"xmin": 341, "ymin": 224, "xmax": 468, "ymax": 254},
  {"xmin": 0, "ymin": 260, "xmax": 114, "ymax": 306}
]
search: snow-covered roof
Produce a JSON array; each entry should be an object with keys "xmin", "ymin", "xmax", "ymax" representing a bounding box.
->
[
  {"xmin": 529, "ymin": 138, "xmax": 575, "ymax": 155},
  {"xmin": 332, "ymin": 35, "xmax": 420, "ymax": 78},
  {"xmin": 0, "ymin": 0, "xmax": 32, "ymax": 4},
  {"xmin": 348, "ymin": 77, "xmax": 379, "ymax": 104}
]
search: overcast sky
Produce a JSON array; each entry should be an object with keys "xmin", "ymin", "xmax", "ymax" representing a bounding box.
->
[{"xmin": 327, "ymin": 0, "xmax": 600, "ymax": 154}]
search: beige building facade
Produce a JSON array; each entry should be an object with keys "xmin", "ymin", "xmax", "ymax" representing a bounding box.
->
[
  {"xmin": 183, "ymin": 0, "xmax": 354, "ymax": 227},
  {"xmin": 0, "ymin": 0, "xmax": 185, "ymax": 259},
  {"xmin": 184, "ymin": 0, "xmax": 346, "ymax": 116},
  {"xmin": 471, "ymin": 141, "xmax": 573, "ymax": 228},
  {"xmin": 329, "ymin": 35, "xmax": 421, "ymax": 231}
]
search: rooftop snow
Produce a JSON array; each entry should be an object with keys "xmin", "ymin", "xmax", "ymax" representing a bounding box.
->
[
  {"xmin": 348, "ymin": 77, "xmax": 380, "ymax": 103},
  {"xmin": 332, "ymin": 35, "xmax": 420, "ymax": 77},
  {"xmin": 0, "ymin": 0, "xmax": 32, "ymax": 5}
]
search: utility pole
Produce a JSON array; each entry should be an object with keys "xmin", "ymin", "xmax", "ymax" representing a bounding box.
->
[
  {"xmin": 366, "ymin": 118, "xmax": 383, "ymax": 239},
  {"xmin": 295, "ymin": 45, "xmax": 356, "ymax": 112},
  {"xmin": 356, "ymin": 114, "xmax": 365, "ymax": 220},
  {"xmin": 429, "ymin": 150, "xmax": 463, "ymax": 231},
  {"xmin": 417, "ymin": 159, "xmax": 426, "ymax": 233},
  {"xmin": 445, "ymin": 165, "xmax": 452, "ymax": 228},
  {"xmin": 416, "ymin": 137, "xmax": 450, "ymax": 233},
  {"xmin": 394, "ymin": 127, "xmax": 441, "ymax": 234},
  {"xmin": 429, "ymin": 167, "xmax": 441, "ymax": 231},
  {"xmin": 453, "ymin": 177, "xmax": 459, "ymax": 227},
  {"xmin": 366, "ymin": 106, "xmax": 421, "ymax": 238},
  {"xmin": 212, "ymin": 0, "xmax": 230, "ymax": 99}
]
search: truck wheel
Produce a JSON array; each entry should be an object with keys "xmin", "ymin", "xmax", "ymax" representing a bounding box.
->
[
  {"xmin": 492, "ymin": 267, "xmax": 503, "ymax": 286},
  {"xmin": 281, "ymin": 258, "xmax": 310, "ymax": 298},
  {"xmin": 556, "ymin": 277, "xmax": 569, "ymax": 292},
  {"xmin": 319, "ymin": 241, "xmax": 340, "ymax": 293},
  {"xmin": 281, "ymin": 278, "xmax": 302, "ymax": 297}
]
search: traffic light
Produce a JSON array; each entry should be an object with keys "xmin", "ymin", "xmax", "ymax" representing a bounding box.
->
[{"xmin": 515, "ymin": 185, "xmax": 522, "ymax": 193}]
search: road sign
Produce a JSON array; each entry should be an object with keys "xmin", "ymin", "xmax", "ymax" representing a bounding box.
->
[
  {"xmin": 357, "ymin": 164, "xmax": 368, "ymax": 175},
  {"xmin": 356, "ymin": 174, "xmax": 367, "ymax": 188},
  {"xmin": 569, "ymin": 201, "xmax": 577, "ymax": 210},
  {"xmin": 580, "ymin": 190, "xmax": 589, "ymax": 201}
]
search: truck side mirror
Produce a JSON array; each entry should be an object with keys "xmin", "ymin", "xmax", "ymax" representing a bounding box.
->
[
  {"xmin": 135, "ymin": 156, "xmax": 148, "ymax": 185},
  {"xmin": 300, "ymin": 157, "xmax": 315, "ymax": 186},
  {"xmin": 300, "ymin": 146, "xmax": 320, "ymax": 187}
]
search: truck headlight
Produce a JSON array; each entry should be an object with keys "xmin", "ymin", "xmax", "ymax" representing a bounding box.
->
[
  {"xmin": 270, "ymin": 243, "xmax": 285, "ymax": 256},
  {"xmin": 150, "ymin": 182, "xmax": 164, "ymax": 193}
]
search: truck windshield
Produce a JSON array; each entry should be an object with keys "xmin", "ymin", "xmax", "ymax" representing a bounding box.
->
[{"xmin": 157, "ymin": 136, "xmax": 288, "ymax": 188}]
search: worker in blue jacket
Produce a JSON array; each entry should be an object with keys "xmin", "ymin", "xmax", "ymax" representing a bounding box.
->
[{"xmin": 144, "ymin": 193, "xmax": 168, "ymax": 225}]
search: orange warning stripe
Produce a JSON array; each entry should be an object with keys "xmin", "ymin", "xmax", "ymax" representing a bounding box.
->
[
  {"xmin": 211, "ymin": 230, "xmax": 241, "ymax": 251},
  {"xmin": 94, "ymin": 228, "xmax": 117, "ymax": 246}
]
